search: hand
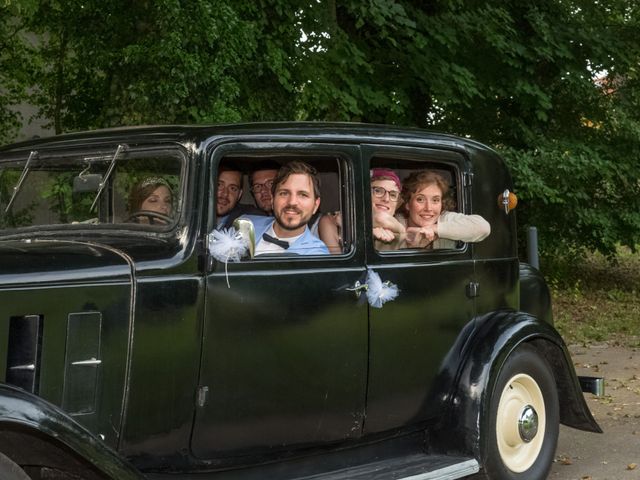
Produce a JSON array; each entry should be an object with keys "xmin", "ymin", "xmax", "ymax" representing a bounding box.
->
[
  {"xmin": 373, "ymin": 226, "xmax": 396, "ymax": 243},
  {"xmin": 405, "ymin": 226, "xmax": 437, "ymax": 248}
]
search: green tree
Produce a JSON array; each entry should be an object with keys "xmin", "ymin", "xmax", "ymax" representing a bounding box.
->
[
  {"xmin": 18, "ymin": 0, "xmax": 308, "ymax": 131},
  {"xmin": 0, "ymin": 0, "xmax": 37, "ymax": 143},
  {"xmin": 2, "ymin": 0, "xmax": 640, "ymax": 259},
  {"xmin": 296, "ymin": 0, "xmax": 640, "ymax": 258}
]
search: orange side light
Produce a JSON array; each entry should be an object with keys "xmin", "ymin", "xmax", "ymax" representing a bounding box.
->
[{"xmin": 498, "ymin": 189, "xmax": 518, "ymax": 214}]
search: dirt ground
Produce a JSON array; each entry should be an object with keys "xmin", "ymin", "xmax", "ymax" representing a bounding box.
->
[{"xmin": 548, "ymin": 342, "xmax": 640, "ymax": 480}]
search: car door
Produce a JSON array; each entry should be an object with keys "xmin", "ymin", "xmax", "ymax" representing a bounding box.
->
[
  {"xmin": 192, "ymin": 142, "xmax": 369, "ymax": 459},
  {"xmin": 361, "ymin": 144, "xmax": 479, "ymax": 434}
]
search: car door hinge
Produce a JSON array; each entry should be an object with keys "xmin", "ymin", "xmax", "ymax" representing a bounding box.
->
[
  {"xmin": 463, "ymin": 172, "xmax": 474, "ymax": 187},
  {"xmin": 466, "ymin": 282, "xmax": 480, "ymax": 298},
  {"xmin": 197, "ymin": 386, "xmax": 209, "ymax": 408}
]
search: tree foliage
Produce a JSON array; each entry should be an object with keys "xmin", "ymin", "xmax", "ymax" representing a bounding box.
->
[
  {"xmin": 1, "ymin": 0, "xmax": 639, "ymax": 259},
  {"xmin": 0, "ymin": 1, "xmax": 36, "ymax": 143},
  {"xmin": 23, "ymin": 0, "xmax": 292, "ymax": 128}
]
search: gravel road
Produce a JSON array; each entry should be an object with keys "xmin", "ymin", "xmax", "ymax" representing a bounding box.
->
[{"xmin": 549, "ymin": 343, "xmax": 640, "ymax": 480}]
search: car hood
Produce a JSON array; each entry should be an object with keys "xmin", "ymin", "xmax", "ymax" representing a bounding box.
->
[{"xmin": 0, "ymin": 239, "xmax": 133, "ymax": 287}]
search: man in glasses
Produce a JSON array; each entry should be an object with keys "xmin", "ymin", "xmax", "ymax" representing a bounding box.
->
[
  {"xmin": 249, "ymin": 161, "xmax": 280, "ymax": 215},
  {"xmin": 216, "ymin": 162, "xmax": 262, "ymax": 229},
  {"xmin": 315, "ymin": 167, "xmax": 406, "ymax": 253},
  {"xmin": 370, "ymin": 168, "xmax": 406, "ymax": 250}
]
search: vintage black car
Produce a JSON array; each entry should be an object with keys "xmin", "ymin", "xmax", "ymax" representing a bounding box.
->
[{"xmin": 0, "ymin": 123, "xmax": 602, "ymax": 480}]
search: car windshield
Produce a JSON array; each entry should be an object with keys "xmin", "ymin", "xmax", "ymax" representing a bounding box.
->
[{"xmin": 0, "ymin": 145, "xmax": 184, "ymax": 232}]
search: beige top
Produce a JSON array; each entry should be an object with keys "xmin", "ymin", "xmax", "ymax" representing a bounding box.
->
[
  {"xmin": 375, "ymin": 211, "xmax": 491, "ymax": 251},
  {"xmin": 431, "ymin": 210, "xmax": 491, "ymax": 248}
]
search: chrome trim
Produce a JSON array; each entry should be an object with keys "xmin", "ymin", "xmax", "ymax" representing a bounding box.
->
[
  {"xmin": 71, "ymin": 358, "xmax": 102, "ymax": 366},
  {"xmin": 8, "ymin": 364, "xmax": 35, "ymax": 371}
]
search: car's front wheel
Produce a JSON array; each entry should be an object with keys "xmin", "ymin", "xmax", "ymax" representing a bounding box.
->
[{"xmin": 481, "ymin": 344, "xmax": 560, "ymax": 480}]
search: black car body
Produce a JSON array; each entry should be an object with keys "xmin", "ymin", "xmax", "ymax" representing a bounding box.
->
[{"xmin": 0, "ymin": 123, "xmax": 601, "ymax": 480}]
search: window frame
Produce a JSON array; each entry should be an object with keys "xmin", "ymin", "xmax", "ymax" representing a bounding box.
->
[
  {"xmin": 206, "ymin": 141, "xmax": 364, "ymax": 267},
  {"xmin": 0, "ymin": 143, "xmax": 188, "ymax": 237},
  {"xmin": 362, "ymin": 143, "xmax": 474, "ymax": 260}
]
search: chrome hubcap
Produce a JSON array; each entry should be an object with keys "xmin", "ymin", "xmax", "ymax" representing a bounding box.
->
[{"xmin": 518, "ymin": 405, "xmax": 539, "ymax": 442}]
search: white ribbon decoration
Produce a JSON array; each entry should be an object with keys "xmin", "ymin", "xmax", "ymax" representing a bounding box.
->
[
  {"xmin": 209, "ymin": 227, "xmax": 249, "ymax": 288},
  {"xmin": 366, "ymin": 268, "xmax": 400, "ymax": 308}
]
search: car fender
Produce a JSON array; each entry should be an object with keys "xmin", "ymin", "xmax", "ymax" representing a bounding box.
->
[
  {"xmin": 431, "ymin": 310, "xmax": 601, "ymax": 458},
  {"xmin": 519, "ymin": 262, "xmax": 552, "ymax": 323},
  {"xmin": 0, "ymin": 383, "xmax": 143, "ymax": 480}
]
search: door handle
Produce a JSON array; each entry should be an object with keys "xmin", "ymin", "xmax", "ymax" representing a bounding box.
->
[
  {"xmin": 346, "ymin": 280, "xmax": 368, "ymax": 298},
  {"xmin": 8, "ymin": 364, "xmax": 35, "ymax": 371},
  {"xmin": 71, "ymin": 358, "xmax": 102, "ymax": 367}
]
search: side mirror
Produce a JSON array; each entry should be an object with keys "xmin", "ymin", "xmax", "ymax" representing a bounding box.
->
[{"xmin": 233, "ymin": 218, "xmax": 255, "ymax": 259}]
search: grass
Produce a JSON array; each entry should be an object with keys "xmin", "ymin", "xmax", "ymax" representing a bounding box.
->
[{"xmin": 545, "ymin": 246, "xmax": 640, "ymax": 347}]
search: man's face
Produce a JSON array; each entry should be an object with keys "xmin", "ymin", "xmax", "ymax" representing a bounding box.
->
[
  {"xmin": 371, "ymin": 179, "xmax": 401, "ymax": 215},
  {"xmin": 250, "ymin": 169, "xmax": 278, "ymax": 213},
  {"xmin": 272, "ymin": 173, "xmax": 320, "ymax": 237},
  {"xmin": 216, "ymin": 170, "xmax": 242, "ymax": 216}
]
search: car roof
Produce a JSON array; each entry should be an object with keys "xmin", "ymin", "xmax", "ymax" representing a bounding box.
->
[{"xmin": 0, "ymin": 122, "xmax": 495, "ymax": 156}]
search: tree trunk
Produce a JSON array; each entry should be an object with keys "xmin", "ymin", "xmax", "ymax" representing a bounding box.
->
[{"xmin": 54, "ymin": 28, "xmax": 67, "ymax": 135}]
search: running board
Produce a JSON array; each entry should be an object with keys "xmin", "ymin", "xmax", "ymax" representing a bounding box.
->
[
  {"xmin": 299, "ymin": 455, "xmax": 479, "ymax": 480},
  {"xmin": 146, "ymin": 444, "xmax": 479, "ymax": 480}
]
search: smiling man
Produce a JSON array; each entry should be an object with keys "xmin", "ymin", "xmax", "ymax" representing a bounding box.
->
[
  {"xmin": 242, "ymin": 161, "xmax": 329, "ymax": 256},
  {"xmin": 216, "ymin": 162, "xmax": 263, "ymax": 229}
]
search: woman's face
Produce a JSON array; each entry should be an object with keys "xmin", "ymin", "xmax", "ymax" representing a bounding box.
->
[
  {"xmin": 406, "ymin": 183, "xmax": 443, "ymax": 227},
  {"xmin": 371, "ymin": 179, "xmax": 401, "ymax": 215},
  {"xmin": 140, "ymin": 185, "xmax": 172, "ymax": 216}
]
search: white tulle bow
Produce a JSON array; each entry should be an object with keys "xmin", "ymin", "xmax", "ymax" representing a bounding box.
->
[
  {"xmin": 208, "ymin": 227, "xmax": 249, "ymax": 287},
  {"xmin": 366, "ymin": 269, "xmax": 400, "ymax": 308}
]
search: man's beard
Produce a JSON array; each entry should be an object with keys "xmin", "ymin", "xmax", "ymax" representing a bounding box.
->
[{"xmin": 275, "ymin": 205, "xmax": 311, "ymax": 232}]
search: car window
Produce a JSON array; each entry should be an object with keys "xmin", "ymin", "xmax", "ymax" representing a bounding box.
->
[
  {"xmin": 370, "ymin": 156, "xmax": 487, "ymax": 253},
  {"xmin": 211, "ymin": 154, "xmax": 351, "ymax": 259},
  {"xmin": 0, "ymin": 145, "xmax": 185, "ymax": 232}
]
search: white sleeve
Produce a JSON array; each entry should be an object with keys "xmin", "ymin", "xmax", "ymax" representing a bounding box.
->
[{"xmin": 437, "ymin": 211, "xmax": 491, "ymax": 243}]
